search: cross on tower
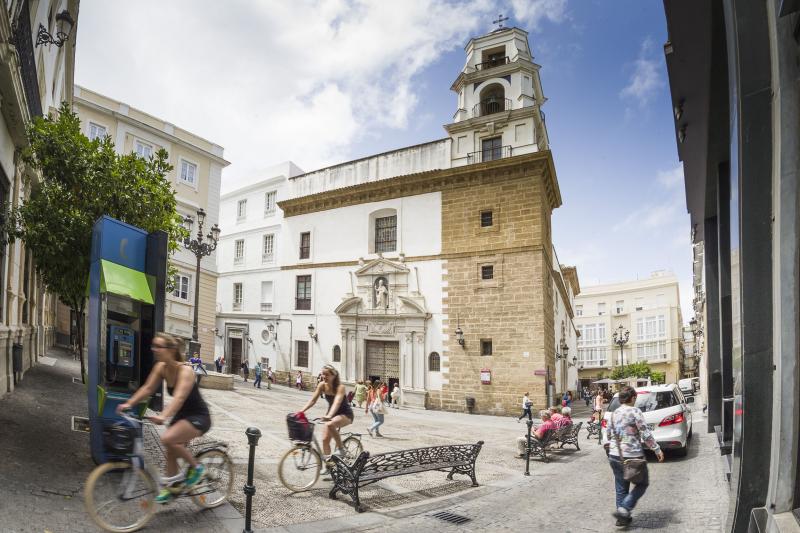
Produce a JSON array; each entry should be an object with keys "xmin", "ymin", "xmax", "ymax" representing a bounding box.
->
[{"xmin": 493, "ymin": 13, "xmax": 509, "ymax": 29}]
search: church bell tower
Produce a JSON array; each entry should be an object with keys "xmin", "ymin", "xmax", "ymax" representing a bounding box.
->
[{"xmin": 445, "ymin": 25, "xmax": 549, "ymax": 166}]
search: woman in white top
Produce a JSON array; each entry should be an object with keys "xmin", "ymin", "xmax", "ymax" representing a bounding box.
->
[{"xmin": 517, "ymin": 392, "xmax": 532, "ymax": 422}]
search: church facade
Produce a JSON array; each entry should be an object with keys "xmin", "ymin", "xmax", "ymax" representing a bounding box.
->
[{"xmin": 260, "ymin": 26, "xmax": 574, "ymax": 414}]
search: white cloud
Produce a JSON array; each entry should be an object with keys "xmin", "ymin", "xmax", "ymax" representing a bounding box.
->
[
  {"xmin": 657, "ymin": 164, "xmax": 684, "ymax": 190},
  {"xmin": 619, "ymin": 37, "xmax": 663, "ymax": 108},
  {"xmin": 74, "ymin": 0, "xmax": 497, "ymax": 187},
  {"xmin": 509, "ymin": 0, "xmax": 568, "ymax": 29}
]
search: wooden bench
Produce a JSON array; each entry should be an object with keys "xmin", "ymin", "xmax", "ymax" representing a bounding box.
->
[{"xmin": 328, "ymin": 441, "xmax": 484, "ymax": 512}]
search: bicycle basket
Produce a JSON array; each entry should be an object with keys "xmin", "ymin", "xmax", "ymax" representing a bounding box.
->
[
  {"xmin": 103, "ymin": 422, "xmax": 137, "ymax": 455},
  {"xmin": 286, "ymin": 414, "xmax": 313, "ymax": 442}
]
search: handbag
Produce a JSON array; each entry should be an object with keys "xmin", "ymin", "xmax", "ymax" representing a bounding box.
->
[
  {"xmin": 370, "ymin": 396, "xmax": 386, "ymax": 415},
  {"xmin": 611, "ymin": 411, "xmax": 648, "ymax": 484}
]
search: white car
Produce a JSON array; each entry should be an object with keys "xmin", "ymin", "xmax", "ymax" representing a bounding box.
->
[
  {"xmin": 678, "ymin": 377, "xmax": 698, "ymax": 397},
  {"xmin": 601, "ymin": 383, "xmax": 694, "ymax": 456}
]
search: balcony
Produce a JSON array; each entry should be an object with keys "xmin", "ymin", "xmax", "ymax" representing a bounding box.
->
[
  {"xmin": 475, "ymin": 56, "xmax": 510, "ymax": 71},
  {"xmin": 262, "ymin": 253, "xmax": 274, "ymax": 264},
  {"xmin": 234, "ymin": 256, "xmax": 244, "ymax": 266},
  {"xmin": 466, "ymin": 145, "xmax": 512, "ymax": 164},
  {"xmin": 260, "ymin": 302, "xmax": 273, "ymax": 312},
  {"xmin": 472, "ymin": 98, "xmax": 512, "ymax": 118},
  {"xmin": 232, "ymin": 302, "xmax": 242, "ymax": 311},
  {"xmin": 295, "ymin": 298, "xmax": 311, "ymax": 311},
  {"xmin": 13, "ymin": 1, "xmax": 42, "ymax": 117}
]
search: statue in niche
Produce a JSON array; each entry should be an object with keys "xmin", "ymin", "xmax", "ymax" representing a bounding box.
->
[{"xmin": 374, "ymin": 277, "xmax": 389, "ymax": 309}]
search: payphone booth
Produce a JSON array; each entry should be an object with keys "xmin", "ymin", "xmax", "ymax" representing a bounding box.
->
[{"xmin": 87, "ymin": 216, "xmax": 168, "ymax": 464}]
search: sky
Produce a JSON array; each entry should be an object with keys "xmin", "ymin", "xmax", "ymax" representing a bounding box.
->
[{"xmin": 74, "ymin": 0, "xmax": 694, "ymax": 322}]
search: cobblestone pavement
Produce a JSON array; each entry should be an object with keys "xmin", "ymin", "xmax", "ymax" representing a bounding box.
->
[
  {"xmin": 0, "ymin": 350, "xmax": 729, "ymax": 532},
  {"xmin": 0, "ymin": 348, "xmax": 243, "ymax": 533}
]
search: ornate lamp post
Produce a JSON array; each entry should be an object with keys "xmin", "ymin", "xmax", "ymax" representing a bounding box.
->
[
  {"xmin": 183, "ymin": 208, "xmax": 220, "ymax": 350},
  {"xmin": 612, "ymin": 324, "xmax": 630, "ymax": 368}
]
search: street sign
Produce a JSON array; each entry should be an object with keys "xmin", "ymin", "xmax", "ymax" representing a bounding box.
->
[
  {"xmin": 480, "ymin": 368, "xmax": 491, "ymax": 384},
  {"xmin": 534, "ymin": 369, "xmax": 547, "ymax": 376}
]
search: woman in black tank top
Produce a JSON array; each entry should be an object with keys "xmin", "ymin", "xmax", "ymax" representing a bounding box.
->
[
  {"xmin": 117, "ymin": 332, "xmax": 211, "ymax": 501},
  {"xmin": 299, "ymin": 364, "xmax": 353, "ymax": 457}
]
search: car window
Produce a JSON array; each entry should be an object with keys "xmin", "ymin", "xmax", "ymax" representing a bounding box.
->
[
  {"xmin": 635, "ymin": 391, "xmax": 680, "ymax": 412},
  {"xmin": 607, "ymin": 398, "xmax": 621, "ymax": 412}
]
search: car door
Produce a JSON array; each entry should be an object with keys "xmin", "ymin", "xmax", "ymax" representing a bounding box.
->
[{"xmin": 674, "ymin": 387, "xmax": 692, "ymax": 431}]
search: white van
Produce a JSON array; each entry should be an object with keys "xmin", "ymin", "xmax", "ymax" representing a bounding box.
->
[{"xmin": 678, "ymin": 378, "xmax": 698, "ymax": 396}]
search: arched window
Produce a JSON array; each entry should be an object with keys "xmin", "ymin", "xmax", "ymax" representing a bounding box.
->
[
  {"xmin": 332, "ymin": 345, "xmax": 341, "ymax": 362},
  {"xmin": 476, "ymin": 83, "xmax": 507, "ymax": 116},
  {"xmin": 429, "ymin": 352, "xmax": 440, "ymax": 372},
  {"xmin": 368, "ymin": 208, "xmax": 398, "ymax": 254}
]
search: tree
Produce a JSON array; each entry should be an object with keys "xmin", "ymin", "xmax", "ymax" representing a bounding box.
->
[
  {"xmin": 610, "ymin": 361, "xmax": 654, "ymax": 381},
  {"xmin": 3, "ymin": 103, "xmax": 185, "ymax": 382}
]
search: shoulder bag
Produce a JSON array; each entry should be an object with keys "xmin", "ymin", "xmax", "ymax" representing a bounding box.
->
[{"xmin": 611, "ymin": 410, "xmax": 648, "ymax": 484}]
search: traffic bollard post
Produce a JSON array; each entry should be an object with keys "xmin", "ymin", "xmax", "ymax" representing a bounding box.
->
[
  {"xmin": 243, "ymin": 427, "xmax": 262, "ymax": 533},
  {"xmin": 524, "ymin": 419, "xmax": 532, "ymax": 476}
]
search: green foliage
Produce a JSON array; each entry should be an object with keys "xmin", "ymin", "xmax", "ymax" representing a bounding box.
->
[
  {"xmin": 650, "ymin": 371, "xmax": 666, "ymax": 384},
  {"xmin": 1, "ymin": 103, "xmax": 187, "ymax": 378},
  {"xmin": 610, "ymin": 361, "xmax": 655, "ymax": 380}
]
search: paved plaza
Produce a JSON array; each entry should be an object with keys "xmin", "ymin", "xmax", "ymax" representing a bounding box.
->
[{"xmin": 0, "ymin": 348, "xmax": 729, "ymax": 532}]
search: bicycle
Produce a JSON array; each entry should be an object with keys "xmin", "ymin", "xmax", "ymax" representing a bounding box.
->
[
  {"xmin": 277, "ymin": 417, "xmax": 363, "ymax": 492},
  {"xmin": 84, "ymin": 411, "xmax": 234, "ymax": 533}
]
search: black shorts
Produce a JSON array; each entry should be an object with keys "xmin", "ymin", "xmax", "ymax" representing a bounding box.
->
[{"xmin": 172, "ymin": 412, "xmax": 211, "ymax": 434}]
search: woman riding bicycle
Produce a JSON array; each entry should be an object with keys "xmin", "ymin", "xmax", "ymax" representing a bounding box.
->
[
  {"xmin": 116, "ymin": 332, "xmax": 211, "ymax": 504},
  {"xmin": 298, "ymin": 364, "xmax": 353, "ymax": 458}
]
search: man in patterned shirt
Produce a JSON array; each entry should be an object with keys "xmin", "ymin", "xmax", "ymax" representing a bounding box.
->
[{"xmin": 604, "ymin": 386, "xmax": 665, "ymax": 528}]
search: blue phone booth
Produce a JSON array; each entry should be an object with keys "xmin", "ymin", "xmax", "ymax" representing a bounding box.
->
[{"xmin": 87, "ymin": 216, "xmax": 168, "ymax": 464}]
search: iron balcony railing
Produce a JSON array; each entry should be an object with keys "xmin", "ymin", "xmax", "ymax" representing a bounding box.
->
[
  {"xmin": 466, "ymin": 145, "xmax": 512, "ymax": 164},
  {"xmin": 472, "ymin": 98, "xmax": 512, "ymax": 118},
  {"xmin": 475, "ymin": 56, "xmax": 510, "ymax": 71},
  {"xmin": 13, "ymin": 0, "xmax": 42, "ymax": 117},
  {"xmin": 295, "ymin": 298, "xmax": 311, "ymax": 311}
]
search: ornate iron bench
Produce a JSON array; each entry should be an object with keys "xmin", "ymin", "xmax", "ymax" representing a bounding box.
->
[
  {"xmin": 556, "ymin": 421, "xmax": 582, "ymax": 450},
  {"xmin": 328, "ymin": 441, "xmax": 484, "ymax": 512},
  {"xmin": 523, "ymin": 429, "xmax": 560, "ymax": 462}
]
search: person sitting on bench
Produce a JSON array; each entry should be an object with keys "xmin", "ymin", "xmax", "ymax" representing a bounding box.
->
[{"xmin": 516, "ymin": 410, "xmax": 556, "ymax": 457}]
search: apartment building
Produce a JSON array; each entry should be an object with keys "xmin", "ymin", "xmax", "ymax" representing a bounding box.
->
[
  {"xmin": 0, "ymin": 0, "xmax": 79, "ymax": 397},
  {"xmin": 72, "ymin": 87, "xmax": 229, "ymax": 361},
  {"xmin": 574, "ymin": 271, "xmax": 684, "ymax": 387}
]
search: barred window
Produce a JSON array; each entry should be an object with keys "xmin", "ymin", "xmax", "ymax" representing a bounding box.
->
[
  {"xmin": 296, "ymin": 340, "xmax": 309, "ymax": 367},
  {"xmin": 480, "ymin": 210, "xmax": 493, "ymax": 227},
  {"xmin": 481, "ymin": 265, "xmax": 494, "ymax": 280},
  {"xmin": 429, "ymin": 352, "xmax": 441, "ymax": 372},
  {"xmin": 481, "ymin": 339, "xmax": 493, "ymax": 356},
  {"xmin": 375, "ymin": 215, "xmax": 397, "ymax": 253}
]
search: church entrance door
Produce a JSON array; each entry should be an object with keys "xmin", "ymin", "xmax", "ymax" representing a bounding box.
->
[{"xmin": 365, "ymin": 340, "xmax": 400, "ymax": 391}]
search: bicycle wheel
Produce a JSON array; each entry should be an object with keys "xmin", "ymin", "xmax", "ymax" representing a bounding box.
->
[
  {"xmin": 84, "ymin": 462, "xmax": 157, "ymax": 533},
  {"xmin": 341, "ymin": 436, "xmax": 363, "ymax": 463},
  {"xmin": 277, "ymin": 444, "xmax": 321, "ymax": 492},
  {"xmin": 191, "ymin": 448, "xmax": 234, "ymax": 509}
]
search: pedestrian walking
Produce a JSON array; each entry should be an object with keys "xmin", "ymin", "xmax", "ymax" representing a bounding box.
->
[
  {"xmin": 366, "ymin": 380, "xmax": 386, "ymax": 437},
  {"xmin": 267, "ymin": 366, "xmax": 273, "ymax": 389},
  {"xmin": 296, "ymin": 371, "xmax": 304, "ymax": 391},
  {"xmin": 562, "ymin": 390, "xmax": 573, "ymax": 407},
  {"xmin": 381, "ymin": 382, "xmax": 389, "ymax": 406},
  {"xmin": 517, "ymin": 392, "xmax": 532, "ymax": 422},
  {"xmin": 593, "ymin": 389, "xmax": 605, "ymax": 422},
  {"xmin": 253, "ymin": 361, "xmax": 262, "ymax": 388},
  {"xmin": 241, "ymin": 360, "xmax": 249, "ymax": 382},
  {"xmin": 604, "ymin": 385, "xmax": 664, "ymax": 528},
  {"xmin": 354, "ymin": 380, "xmax": 367, "ymax": 408},
  {"xmin": 391, "ymin": 383, "xmax": 400, "ymax": 408},
  {"xmin": 214, "ymin": 355, "xmax": 221, "ymax": 373}
]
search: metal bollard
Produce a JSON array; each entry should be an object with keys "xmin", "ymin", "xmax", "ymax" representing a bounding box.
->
[
  {"xmin": 243, "ymin": 427, "xmax": 262, "ymax": 533},
  {"xmin": 524, "ymin": 419, "xmax": 533, "ymax": 476}
]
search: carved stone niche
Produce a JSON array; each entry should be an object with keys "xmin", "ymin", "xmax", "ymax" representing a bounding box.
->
[{"xmin": 343, "ymin": 257, "xmax": 426, "ymax": 315}]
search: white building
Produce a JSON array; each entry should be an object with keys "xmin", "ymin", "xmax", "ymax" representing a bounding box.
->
[
  {"xmin": 215, "ymin": 161, "xmax": 303, "ymax": 373},
  {"xmin": 575, "ymin": 271, "xmax": 684, "ymax": 387},
  {"xmin": 551, "ymin": 253, "xmax": 580, "ymax": 401}
]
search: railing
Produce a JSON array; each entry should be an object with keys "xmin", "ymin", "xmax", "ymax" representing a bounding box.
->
[
  {"xmin": 260, "ymin": 302, "xmax": 272, "ymax": 312},
  {"xmin": 475, "ymin": 56, "xmax": 509, "ymax": 71},
  {"xmin": 472, "ymin": 98, "xmax": 512, "ymax": 118},
  {"xmin": 13, "ymin": 0, "xmax": 42, "ymax": 117},
  {"xmin": 233, "ymin": 302, "xmax": 242, "ymax": 311},
  {"xmin": 234, "ymin": 256, "xmax": 244, "ymax": 266},
  {"xmin": 295, "ymin": 298, "xmax": 311, "ymax": 311},
  {"xmin": 466, "ymin": 145, "xmax": 512, "ymax": 164},
  {"xmin": 262, "ymin": 253, "xmax": 274, "ymax": 264}
]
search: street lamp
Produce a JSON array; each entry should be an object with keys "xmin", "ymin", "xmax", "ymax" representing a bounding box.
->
[
  {"xmin": 612, "ymin": 324, "xmax": 630, "ymax": 367},
  {"xmin": 183, "ymin": 208, "xmax": 220, "ymax": 350},
  {"xmin": 308, "ymin": 323, "xmax": 318, "ymax": 342},
  {"xmin": 35, "ymin": 10, "xmax": 75, "ymax": 47}
]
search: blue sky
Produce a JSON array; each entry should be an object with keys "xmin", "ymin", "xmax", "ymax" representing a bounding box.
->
[{"xmin": 75, "ymin": 0, "xmax": 692, "ymax": 320}]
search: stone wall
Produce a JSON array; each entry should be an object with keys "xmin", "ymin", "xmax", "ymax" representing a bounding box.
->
[{"xmin": 435, "ymin": 166, "xmax": 556, "ymax": 416}]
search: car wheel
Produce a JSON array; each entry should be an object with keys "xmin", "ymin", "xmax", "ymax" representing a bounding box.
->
[
  {"xmin": 674, "ymin": 444, "xmax": 688, "ymax": 457},
  {"xmin": 688, "ymin": 426, "xmax": 693, "ymax": 440}
]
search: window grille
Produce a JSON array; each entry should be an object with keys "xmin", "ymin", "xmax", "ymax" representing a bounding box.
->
[{"xmin": 375, "ymin": 215, "xmax": 397, "ymax": 253}]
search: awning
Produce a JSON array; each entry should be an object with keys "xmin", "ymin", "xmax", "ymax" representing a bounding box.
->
[
  {"xmin": 592, "ymin": 378, "xmax": 618, "ymax": 384},
  {"xmin": 99, "ymin": 259, "xmax": 155, "ymax": 304}
]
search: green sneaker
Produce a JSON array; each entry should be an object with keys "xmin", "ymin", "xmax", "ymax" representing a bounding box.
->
[
  {"xmin": 185, "ymin": 464, "xmax": 205, "ymax": 488},
  {"xmin": 155, "ymin": 488, "xmax": 175, "ymax": 504}
]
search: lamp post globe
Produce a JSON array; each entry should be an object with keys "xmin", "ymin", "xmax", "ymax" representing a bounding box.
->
[{"xmin": 612, "ymin": 324, "xmax": 630, "ymax": 368}]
